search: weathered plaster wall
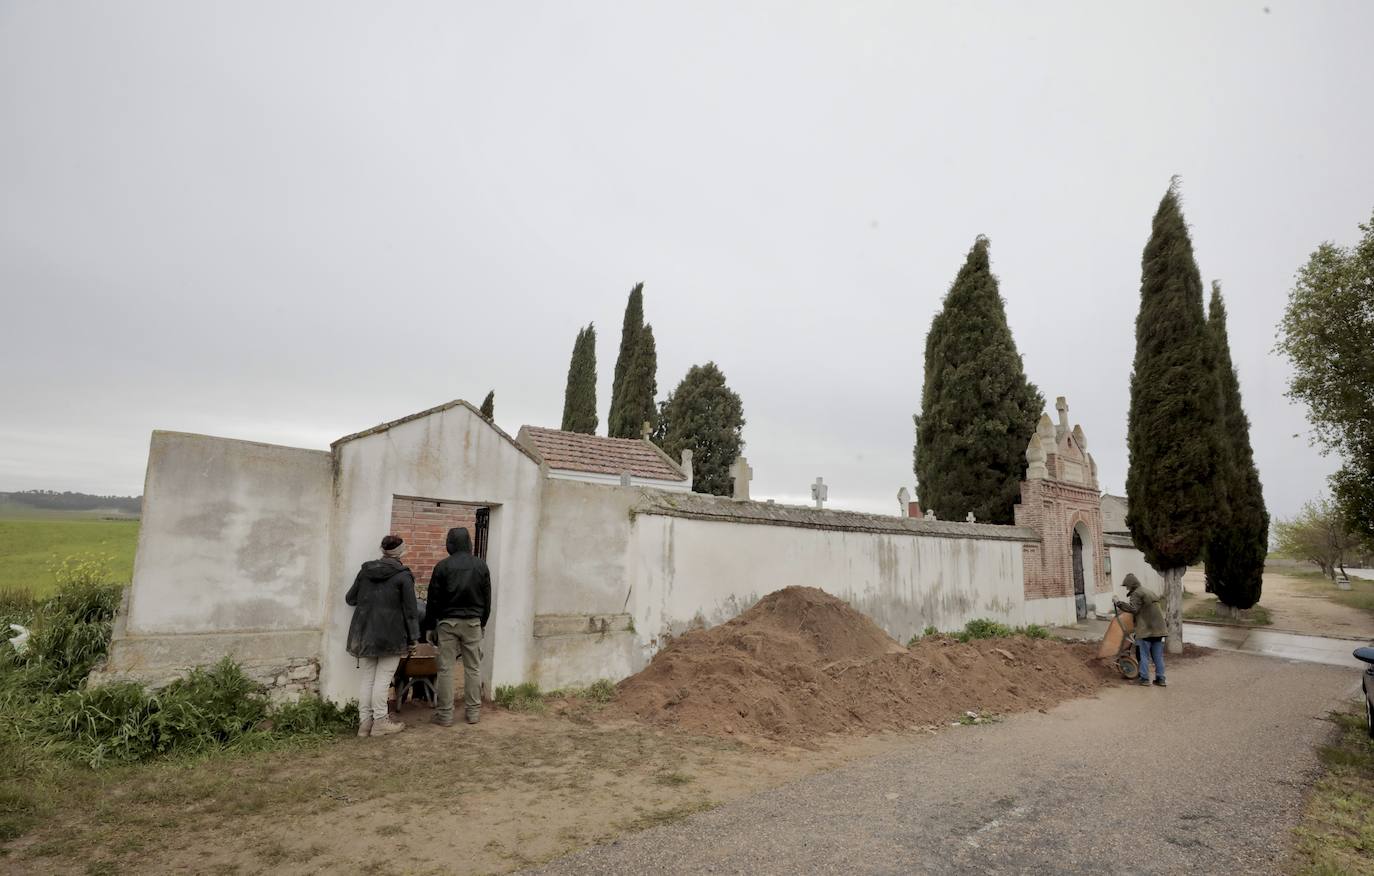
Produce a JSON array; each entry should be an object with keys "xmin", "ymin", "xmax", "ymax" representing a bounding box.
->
[
  {"xmin": 629, "ymin": 513, "xmax": 1033, "ymax": 653},
  {"xmin": 126, "ymin": 431, "xmax": 332, "ymax": 636},
  {"xmin": 1106, "ymin": 540, "xmax": 1167, "ymax": 599},
  {"xmin": 322, "ymin": 403, "xmax": 544, "ymax": 703},
  {"xmin": 533, "ymin": 479, "xmax": 639, "ymax": 616}
]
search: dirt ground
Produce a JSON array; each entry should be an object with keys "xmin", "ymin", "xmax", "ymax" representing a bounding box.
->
[
  {"xmin": 1183, "ymin": 567, "xmax": 1374, "ymax": 639},
  {"xmin": 6, "ymin": 588, "xmax": 1159, "ymax": 875}
]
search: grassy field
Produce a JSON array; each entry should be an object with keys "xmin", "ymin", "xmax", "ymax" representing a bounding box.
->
[
  {"xmin": 1181, "ymin": 591, "xmax": 1273, "ymax": 626},
  {"xmin": 1288, "ymin": 571, "xmax": 1374, "ymax": 621},
  {"xmin": 0, "ymin": 517, "xmax": 139, "ymax": 597},
  {"xmin": 1291, "ymin": 706, "xmax": 1374, "ymax": 875}
]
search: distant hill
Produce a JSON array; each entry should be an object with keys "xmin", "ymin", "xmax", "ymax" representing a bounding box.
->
[{"xmin": 0, "ymin": 490, "xmax": 142, "ymax": 517}]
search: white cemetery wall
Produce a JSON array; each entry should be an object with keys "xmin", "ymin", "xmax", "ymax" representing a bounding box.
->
[
  {"xmin": 1107, "ymin": 541, "xmax": 1167, "ymax": 598},
  {"xmin": 99, "ymin": 431, "xmax": 333, "ymax": 694},
  {"xmin": 126, "ymin": 431, "xmax": 332, "ymax": 635},
  {"xmin": 629, "ymin": 513, "xmax": 1032, "ymax": 654},
  {"xmin": 322, "ymin": 403, "xmax": 545, "ymax": 703}
]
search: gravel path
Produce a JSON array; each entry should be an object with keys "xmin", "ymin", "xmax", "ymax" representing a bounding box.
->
[{"xmin": 530, "ymin": 652, "xmax": 1357, "ymax": 875}]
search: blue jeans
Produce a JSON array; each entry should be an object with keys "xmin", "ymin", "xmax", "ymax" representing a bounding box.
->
[{"xmin": 1138, "ymin": 637, "xmax": 1165, "ymax": 682}]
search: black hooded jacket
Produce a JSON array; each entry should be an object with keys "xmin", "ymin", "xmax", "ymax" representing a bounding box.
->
[
  {"xmin": 424, "ymin": 527, "xmax": 491, "ymax": 631},
  {"xmin": 345, "ymin": 557, "xmax": 419, "ymax": 658}
]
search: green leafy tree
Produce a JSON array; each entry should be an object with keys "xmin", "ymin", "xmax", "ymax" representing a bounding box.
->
[
  {"xmin": 609, "ymin": 324, "xmax": 658, "ymax": 439},
  {"xmin": 1277, "ymin": 210, "xmax": 1374, "ymax": 537},
  {"xmin": 479, "ymin": 390, "xmax": 494, "ymax": 420},
  {"xmin": 1272, "ymin": 498, "xmax": 1371, "ymax": 580},
  {"xmin": 608, "ymin": 283, "xmax": 645, "ymax": 435},
  {"xmin": 914, "ymin": 236, "xmax": 1044, "ymax": 524},
  {"xmin": 1125, "ymin": 181, "xmax": 1227, "ymax": 653},
  {"xmin": 561, "ymin": 324, "xmax": 598, "ymax": 434},
  {"xmin": 654, "ymin": 362, "xmax": 745, "ymax": 496},
  {"xmin": 1203, "ymin": 282, "xmax": 1269, "ymax": 613}
]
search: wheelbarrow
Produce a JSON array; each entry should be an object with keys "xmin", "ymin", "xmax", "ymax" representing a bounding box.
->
[
  {"xmin": 395, "ymin": 642, "xmax": 440, "ymax": 708},
  {"xmin": 1098, "ymin": 604, "xmax": 1139, "ymax": 680}
]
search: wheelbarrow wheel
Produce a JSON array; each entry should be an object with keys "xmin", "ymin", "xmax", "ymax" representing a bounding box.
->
[{"xmin": 1116, "ymin": 654, "xmax": 1139, "ymax": 680}]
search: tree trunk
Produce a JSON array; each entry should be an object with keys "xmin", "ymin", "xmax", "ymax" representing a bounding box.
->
[{"xmin": 1165, "ymin": 566, "xmax": 1184, "ymax": 655}]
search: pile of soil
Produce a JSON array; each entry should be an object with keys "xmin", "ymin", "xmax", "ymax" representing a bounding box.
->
[{"xmin": 615, "ymin": 586, "xmax": 1117, "ymax": 744}]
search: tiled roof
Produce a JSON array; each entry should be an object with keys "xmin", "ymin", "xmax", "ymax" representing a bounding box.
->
[
  {"xmin": 632, "ymin": 491, "xmax": 1039, "ymax": 542},
  {"xmin": 520, "ymin": 427, "xmax": 686, "ymax": 481}
]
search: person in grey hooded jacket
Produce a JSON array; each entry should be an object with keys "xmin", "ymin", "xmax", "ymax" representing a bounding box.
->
[
  {"xmin": 346, "ymin": 534, "xmax": 419, "ymax": 737},
  {"xmin": 424, "ymin": 527, "xmax": 491, "ymax": 725}
]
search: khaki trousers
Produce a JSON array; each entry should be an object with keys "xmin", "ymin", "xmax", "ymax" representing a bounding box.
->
[{"xmin": 436, "ymin": 618, "xmax": 482, "ymax": 720}]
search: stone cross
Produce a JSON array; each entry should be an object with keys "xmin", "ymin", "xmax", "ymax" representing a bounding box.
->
[
  {"xmin": 641, "ymin": 421, "xmax": 653, "ymax": 440},
  {"xmin": 811, "ymin": 476, "xmax": 828, "ymax": 509},
  {"xmin": 680, "ymin": 449, "xmax": 694, "ymax": 489},
  {"xmin": 897, "ymin": 487, "xmax": 911, "ymax": 517},
  {"xmin": 927, "ymin": 509, "xmax": 938, "ymax": 521},
  {"xmin": 730, "ymin": 456, "xmax": 753, "ymax": 500},
  {"xmin": 966, "ymin": 511, "xmax": 976, "ymax": 523},
  {"xmin": 1055, "ymin": 396, "xmax": 1069, "ymax": 438}
]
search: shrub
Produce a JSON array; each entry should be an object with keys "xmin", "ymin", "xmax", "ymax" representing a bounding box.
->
[
  {"xmin": 585, "ymin": 679, "xmax": 617, "ymax": 703},
  {"xmin": 494, "ymin": 681, "xmax": 544, "ymax": 712},
  {"xmin": 957, "ymin": 618, "xmax": 1014, "ymax": 641},
  {"xmin": 1022, "ymin": 624, "xmax": 1051, "ymax": 639}
]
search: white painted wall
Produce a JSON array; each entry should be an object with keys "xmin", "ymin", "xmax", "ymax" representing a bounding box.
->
[
  {"xmin": 1107, "ymin": 544, "xmax": 1166, "ymax": 599},
  {"xmin": 321, "ymin": 403, "xmax": 545, "ymax": 703},
  {"xmin": 628, "ymin": 514, "xmax": 1033, "ymax": 650},
  {"xmin": 127, "ymin": 431, "xmax": 332, "ymax": 636}
]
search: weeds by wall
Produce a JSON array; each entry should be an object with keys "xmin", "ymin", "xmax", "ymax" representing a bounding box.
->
[{"xmin": 0, "ymin": 556, "xmax": 357, "ymax": 842}]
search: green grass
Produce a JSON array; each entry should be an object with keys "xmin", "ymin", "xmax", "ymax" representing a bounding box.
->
[
  {"xmin": 1287, "ymin": 571, "xmax": 1374, "ymax": 621},
  {"xmin": 1291, "ymin": 706, "xmax": 1374, "ymax": 874},
  {"xmin": 0, "ymin": 517, "xmax": 139, "ymax": 597},
  {"xmin": 1182, "ymin": 592, "xmax": 1273, "ymax": 626}
]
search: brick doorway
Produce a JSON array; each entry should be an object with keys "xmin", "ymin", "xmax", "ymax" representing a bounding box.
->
[{"xmin": 389, "ymin": 496, "xmax": 492, "ymax": 595}]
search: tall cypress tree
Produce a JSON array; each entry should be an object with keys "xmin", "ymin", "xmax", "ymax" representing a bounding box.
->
[
  {"xmin": 655, "ymin": 362, "xmax": 745, "ymax": 496},
  {"xmin": 1125, "ymin": 180, "xmax": 1227, "ymax": 653},
  {"xmin": 608, "ymin": 283, "xmax": 645, "ymax": 434},
  {"xmin": 561, "ymin": 324, "xmax": 598, "ymax": 434},
  {"xmin": 479, "ymin": 390, "xmax": 495, "ymax": 420},
  {"xmin": 1204, "ymin": 281, "xmax": 1269, "ymax": 612},
  {"xmin": 914, "ymin": 236, "xmax": 1044, "ymax": 524},
  {"xmin": 609, "ymin": 324, "xmax": 658, "ymax": 439}
]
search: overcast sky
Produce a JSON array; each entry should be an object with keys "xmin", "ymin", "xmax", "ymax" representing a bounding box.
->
[{"xmin": 2, "ymin": 2, "xmax": 1371, "ymax": 519}]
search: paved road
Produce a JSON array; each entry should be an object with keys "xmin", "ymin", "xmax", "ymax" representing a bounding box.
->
[
  {"xmin": 531, "ymin": 652, "xmax": 1358, "ymax": 875},
  {"xmin": 1054, "ymin": 617, "xmax": 1369, "ymax": 669}
]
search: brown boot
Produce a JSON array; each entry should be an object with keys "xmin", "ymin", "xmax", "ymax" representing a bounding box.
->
[
  {"xmin": 370, "ymin": 719, "xmax": 406, "ymax": 737},
  {"xmin": 357, "ymin": 718, "xmax": 373, "ymax": 738}
]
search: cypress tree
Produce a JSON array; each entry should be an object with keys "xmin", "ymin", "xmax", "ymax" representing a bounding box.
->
[
  {"xmin": 561, "ymin": 324, "xmax": 598, "ymax": 434},
  {"xmin": 479, "ymin": 390, "xmax": 495, "ymax": 420},
  {"xmin": 608, "ymin": 283, "xmax": 645, "ymax": 434},
  {"xmin": 1125, "ymin": 180, "xmax": 1228, "ymax": 653},
  {"xmin": 655, "ymin": 362, "xmax": 746, "ymax": 496},
  {"xmin": 1204, "ymin": 282, "xmax": 1269, "ymax": 612},
  {"xmin": 609, "ymin": 324, "xmax": 658, "ymax": 439},
  {"xmin": 914, "ymin": 236, "xmax": 1044, "ymax": 524}
]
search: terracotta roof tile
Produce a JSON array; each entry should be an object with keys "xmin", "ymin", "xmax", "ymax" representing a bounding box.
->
[{"xmin": 521, "ymin": 427, "xmax": 685, "ymax": 481}]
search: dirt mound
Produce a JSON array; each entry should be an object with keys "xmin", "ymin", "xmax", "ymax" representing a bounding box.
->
[{"xmin": 614, "ymin": 586, "xmax": 1116, "ymax": 744}]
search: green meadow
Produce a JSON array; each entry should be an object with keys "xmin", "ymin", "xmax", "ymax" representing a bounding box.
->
[{"xmin": 0, "ymin": 514, "xmax": 140, "ymax": 597}]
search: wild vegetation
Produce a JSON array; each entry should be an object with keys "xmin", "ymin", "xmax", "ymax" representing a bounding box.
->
[
  {"xmin": 0, "ymin": 556, "xmax": 355, "ymax": 844},
  {"xmin": 1290, "ymin": 707, "xmax": 1374, "ymax": 875}
]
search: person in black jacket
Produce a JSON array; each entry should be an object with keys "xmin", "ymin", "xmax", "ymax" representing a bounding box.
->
[
  {"xmin": 424, "ymin": 527, "xmax": 491, "ymax": 726},
  {"xmin": 346, "ymin": 535, "xmax": 419, "ymax": 738}
]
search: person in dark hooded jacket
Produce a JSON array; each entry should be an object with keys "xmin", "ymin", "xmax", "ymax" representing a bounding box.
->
[
  {"xmin": 424, "ymin": 527, "xmax": 491, "ymax": 725},
  {"xmin": 346, "ymin": 535, "xmax": 420, "ymax": 737}
]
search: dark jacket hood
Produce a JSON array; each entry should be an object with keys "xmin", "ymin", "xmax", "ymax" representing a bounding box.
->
[
  {"xmin": 361, "ymin": 557, "xmax": 405, "ymax": 581},
  {"xmin": 446, "ymin": 527, "xmax": 473, "ymax": 556}
]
